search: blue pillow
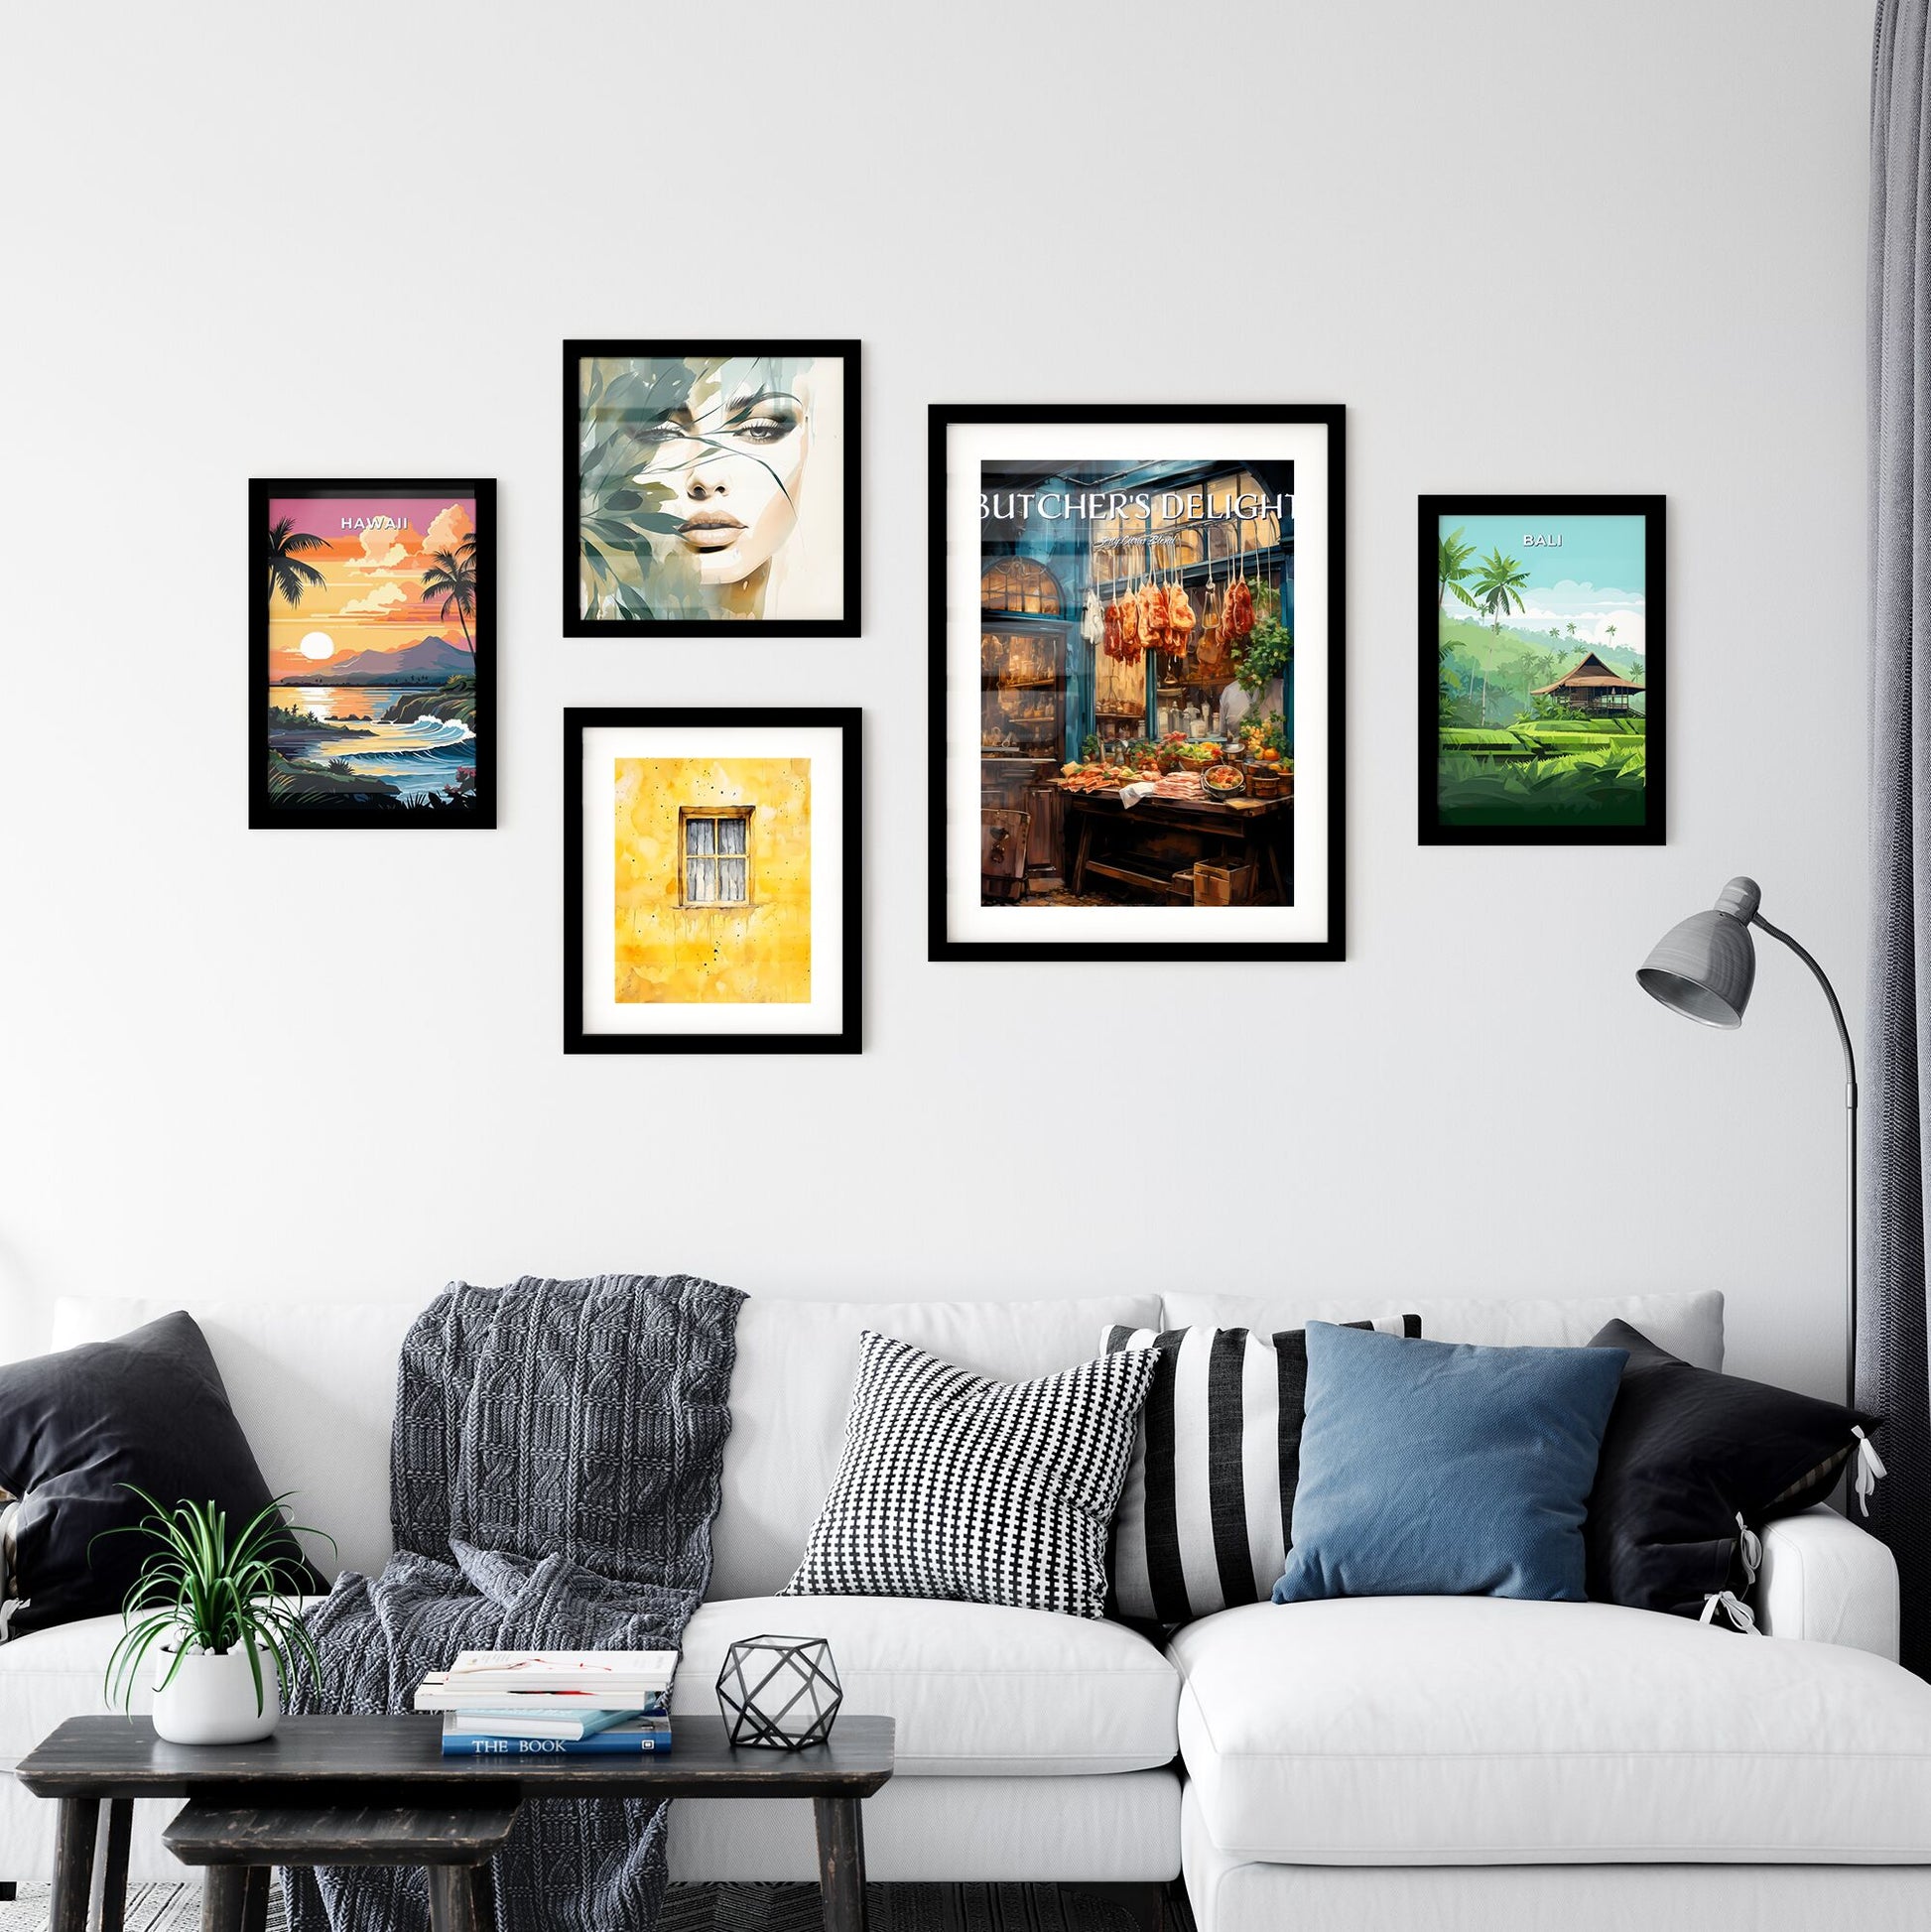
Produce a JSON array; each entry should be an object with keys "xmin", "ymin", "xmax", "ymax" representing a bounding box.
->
[{"xmin": 1272, "ymin": 1324, "xmax": 1628, "ymax": 1606}]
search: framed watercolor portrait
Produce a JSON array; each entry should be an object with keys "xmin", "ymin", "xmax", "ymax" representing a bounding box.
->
[
  {"xmin": 564, "ymin": 708, "xmax": 861, "ymax": 1053},
  {"xmin": 927, "ymin": 404, "xmax": 1346, "ymax": 963},
  {"xmin": 252, "ymin": 478, "xmax": 494, "ymax": 830},
  {"xmin": 563, "ymin": 340, "xmax": 860, "ymax": 637},
  {"xmin": 1420, "ymin": 494, "xmax": 1666, "ymax": 846}
]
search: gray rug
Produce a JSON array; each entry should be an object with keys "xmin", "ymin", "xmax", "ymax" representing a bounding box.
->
[{"xmin": 0, "ymin": 1882, "xmax": 1161, "ymax": 1932}]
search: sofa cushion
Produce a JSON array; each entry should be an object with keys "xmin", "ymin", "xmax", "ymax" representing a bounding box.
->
[
  {"xmin": 1273, "ymin": 1326, "xmax": 1627, "ymax": 1607},
  {"xmin": 1102, "ymin": 1317, "xmax": 1420, "ymax": 1625},
  {"xmin": 1172, "ymin": 1596, "xmax": 1931, "ymax": 1863},
  {"xmin": 676, "ymin": 1595, "xmax": 1179, "ymax": 1775},
  {"xmin": 672, "ymin": 1771, "xmax": 1183, "ymax": 1883},
  {"xmin": 51, "ymin": 1296, "xmax": 429, "ymax": 1585},
  {"xmin": 1584, "ymin": 1320, "xmax": 1882, "ymax": 1619},
  {"xmin": 1, "ymin": 1592, "xmax": 1182, "ymax": 1784},
  {"xmin": 51, "ymin": 1292, "xmax": 1165, "ymax": 1604},
  {"xmin": 0, "ymin": 1611, "xmax": 138, "ymax": 1774},
  {"xmin": 712, "ymin": 1295, "xmax": 1160, "ymax": 1600},
  {"xmin": 1163, "ymin": 1292, "xmax": 1724, "ymax": 1371},
  {"xmin": 0, "ymin": 1313, "xmax": 327, "ymax": 1635},
  {"xmin": 781, "ymin": 1333, "xmax": 1157, "ymax": 1618}
]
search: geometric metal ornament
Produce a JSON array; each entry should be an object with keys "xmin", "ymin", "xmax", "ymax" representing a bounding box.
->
[{"xmin": 715, "ymin": 1634, "xmax": 843, "ymax": 1749}]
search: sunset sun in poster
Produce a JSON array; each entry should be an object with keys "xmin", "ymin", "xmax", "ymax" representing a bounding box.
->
[
  {"xmin": 266, "ymin": 496, "xmax": 475, "ymax": 681},
  {"xmin": 257, "ymin": 486, "xmax": 489, "ymax": 822}
]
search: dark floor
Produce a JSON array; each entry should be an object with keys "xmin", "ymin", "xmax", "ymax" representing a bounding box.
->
[{"xmin": 0, "ymin": 1880, "xmax": 1181, "ymax": 1932}]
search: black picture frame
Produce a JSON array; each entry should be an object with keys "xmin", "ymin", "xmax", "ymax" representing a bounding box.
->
[
  {"xmin": 563, "ymin": 340, "xmax": 862, "ymax": 638},
  {"xmin": 927, "ymin": 403, "xmax": 1347, "ymax": 963},
  {"xmin": 563, "ymin": 707, "xmax": 862, "ymax": 1055},
  {"xmin": 251, "ymin": 477, "xmax": 496, "ymax": 831},
  {"xmin": 1419, "ymin": 493, "xmax": 1666, "ymax": 846}
]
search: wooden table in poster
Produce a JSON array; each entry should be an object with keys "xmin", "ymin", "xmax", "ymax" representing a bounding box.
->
[
  {"xmin": 1062, "ymin": 787, "xmax": 1294, "ymax": 904},
  {"xmin": 16, "ymin": 1715, "xmax": 895, "ymax": 1932}
]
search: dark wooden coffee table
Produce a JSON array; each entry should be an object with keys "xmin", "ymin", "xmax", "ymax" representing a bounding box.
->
[{"xmin": 16, "ymin": 1714, "xmax": 895, "ymax": 1932}]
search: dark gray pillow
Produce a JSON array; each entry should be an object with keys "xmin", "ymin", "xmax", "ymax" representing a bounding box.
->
[
  {"xmin": 1583, "ymin": 1319, "xmax": 1880, "ymax": 1620},
  {"xmin": 0, "ymin": 1312, "xmax": 325, "ymax": 1636}
]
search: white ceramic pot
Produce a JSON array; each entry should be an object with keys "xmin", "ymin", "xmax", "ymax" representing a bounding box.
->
[{"xmin": 152, "ymin": 1639, "xmax": 280, "ymax": 1745}]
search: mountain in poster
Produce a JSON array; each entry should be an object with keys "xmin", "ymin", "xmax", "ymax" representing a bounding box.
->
[
  {"xmin": 1437, "ymin": 615, "xmax": 1645, "ymax": 719},
  {"xmin": 274, "ymin": 635, "xmax": 472, "ymax": 684},
  {"xmin": 261, "ymin": 488, "xmax": 485, "ymax": 821}
]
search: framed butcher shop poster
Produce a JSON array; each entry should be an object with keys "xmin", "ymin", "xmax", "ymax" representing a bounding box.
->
[{"xmin": 927, "ymin": 404, "xmax": 1346, "ymax": 963}]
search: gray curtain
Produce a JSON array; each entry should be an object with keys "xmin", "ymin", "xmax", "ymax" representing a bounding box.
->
[{"xmin": 1867, "ymin": 0, "xmax": 1931, "ymax": 1677}]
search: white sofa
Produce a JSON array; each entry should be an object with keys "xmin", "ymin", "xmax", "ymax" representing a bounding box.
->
[{"xmin": 4, "ymin": 1286, "xmax": 1929, "ymax": 1932}]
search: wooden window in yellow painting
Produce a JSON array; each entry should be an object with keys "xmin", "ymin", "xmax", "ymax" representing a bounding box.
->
[{"xmin": 680, "ymin": 807, "xmax": 754, "ymax": 908}]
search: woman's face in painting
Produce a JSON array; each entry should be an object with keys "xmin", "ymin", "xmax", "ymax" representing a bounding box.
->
[{"xmin": 632, "ymin": 360, "xmax": 814, "ymax": 585}]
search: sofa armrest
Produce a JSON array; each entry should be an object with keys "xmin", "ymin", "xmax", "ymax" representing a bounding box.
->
[{"xmin": 1755, "ymin": 1504, "xmax": 1899, "ymax": 1659}]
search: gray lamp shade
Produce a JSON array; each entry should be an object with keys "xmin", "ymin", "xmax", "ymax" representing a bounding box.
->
[{"xmin": 1635, "ymin": 877, "xmax": 1760, "ymax": 1029}]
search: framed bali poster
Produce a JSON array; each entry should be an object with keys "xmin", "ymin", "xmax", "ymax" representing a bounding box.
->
[
  {"xmin": 252, "ymin": 478, "xmax": 494, "ymax": 829},
  {"xmin": 1420, "ymin": 493, "xmax": 1666, "ymax": 845},
  {"xmin": 927, "ymin": 404, "xmax": 1346, "ymax": 963},
  {"xmin": 564, "ymin": 708, "xmax": 861, "ymax": 1054},
  {"xmin": 563, "ymin": 340, "xmax": 860, "ymax": 637}
]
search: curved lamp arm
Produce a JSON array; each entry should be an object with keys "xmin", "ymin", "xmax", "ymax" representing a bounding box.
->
[
  {"xmin": 1750, "ymin": 912, "xmax": 1859, "ymax": 1101},
  {"xmin": 1750, "ymin": 910, "xmax": 1859, "ymax": 1409}
]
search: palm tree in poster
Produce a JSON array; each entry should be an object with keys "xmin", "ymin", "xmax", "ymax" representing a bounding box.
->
[
  {"xmin": 1472, "ymin": 546, "xmax": 1533, "ymax": 641},
  {"xmin": 422, "ymin": 547, "xmax": 478, "ymax": 656},
  {"xmin": 1437, "ymin": 527, "xmax": 1480, "ymax": 611},
  {"xmin": 267, "ymin": 517, "xmax": 328, "ymax": 610}
]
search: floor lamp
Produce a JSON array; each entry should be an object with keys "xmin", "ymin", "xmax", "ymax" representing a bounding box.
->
[{"xmin": 1636, "ymin": 876, "xmax": 1859, "ymax": 1405}]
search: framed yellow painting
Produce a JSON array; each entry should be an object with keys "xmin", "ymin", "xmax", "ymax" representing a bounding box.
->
[{"xmin": 564, "ymin": 708, "xmax": 861, "ymax": 1053}]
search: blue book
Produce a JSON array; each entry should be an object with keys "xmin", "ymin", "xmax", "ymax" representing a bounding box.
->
[{"xmin": 442, "ymin": 1718, "xmax": 673, "ymax": 1757}]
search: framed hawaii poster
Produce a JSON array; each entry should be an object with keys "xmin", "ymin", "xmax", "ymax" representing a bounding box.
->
[
  {"xmin": 1420, "ymin": 493, "xmax": 1666, "ymax": 845},
  {"xmin": 564, "ymin": 340, "xmax": 860, "ymax": 637},
  {"xmin": 252, "ymin": 478, "xmax": 495, "ymax": 829},
  {"xmin": 928, "ymin": 404, "xmax": 1346, "ymax": 962},
  {"xmin": 564, "ymin": 708, "xmax": 861, "ymax": 1053}
]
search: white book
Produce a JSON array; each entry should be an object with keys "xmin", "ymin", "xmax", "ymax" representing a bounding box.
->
[
  {"xmin": 415, "ymin": 1676, "xmax": 672, "ymax": 1723},
  {"xmin": 446, "ymin": 1650, "xmax": 677, "ymax": 1694},
  {"xmin": 446, "ymin": 1708, "xmax": 669, "ymax": 1741},
  {"xmin": 413, "ymin": 1675, "xmax": 670, "ymax": 1715}
]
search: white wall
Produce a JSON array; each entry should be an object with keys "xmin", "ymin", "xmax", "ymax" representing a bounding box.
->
[{"xmin": 0, "ymin": 1, "xmax": 1871, "ymax": 1396}]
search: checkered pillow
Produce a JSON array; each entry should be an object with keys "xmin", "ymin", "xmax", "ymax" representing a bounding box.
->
[{"xmin": 781, "ymin": 1330, "xmax": 1160, "ymax": 1618}]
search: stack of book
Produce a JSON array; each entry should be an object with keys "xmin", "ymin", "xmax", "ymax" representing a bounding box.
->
[{"xmin": 415, "ymin": 1649, "xmax": 676, "ymax": 1757}]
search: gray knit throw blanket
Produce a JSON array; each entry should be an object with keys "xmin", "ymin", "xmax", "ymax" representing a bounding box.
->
[{"xmin": 286, "ymin": 1272, "xmax": 744, "ymax": 1932}]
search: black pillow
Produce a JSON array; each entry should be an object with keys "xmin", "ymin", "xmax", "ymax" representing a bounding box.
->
[
  {"xmin": 0, "ymin": 1312, "xmax": 325, "ymax": 1637},
  {"xmin": 1583, "ymin": 1318, "xmax": 1880, "ymax": 1620}
]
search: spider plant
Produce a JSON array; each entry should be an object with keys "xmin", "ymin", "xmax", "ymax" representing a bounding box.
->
[{"xmin": 101, "ymin": 1489, "xmax": 331, "ymax": 1718}]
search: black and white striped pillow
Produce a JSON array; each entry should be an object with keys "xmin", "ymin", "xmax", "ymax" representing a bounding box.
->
[
  {"xmin": 783, "ymin": 1330, "xmax": 1161, "ymax": 1619},
  {"xmin": 1102, "ymin": 1318, "xmax": 1420, "ymax": 1624}
]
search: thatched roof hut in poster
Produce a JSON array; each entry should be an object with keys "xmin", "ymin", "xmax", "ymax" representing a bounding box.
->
[{"xmin": 1531, "ymin": 650, "xmax": 1644, "ymax": 715}]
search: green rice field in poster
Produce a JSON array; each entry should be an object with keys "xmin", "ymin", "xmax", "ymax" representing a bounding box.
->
[{"xmin": 1422, "ymin": 498, "xmax": 1664, "ymax": 844}]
